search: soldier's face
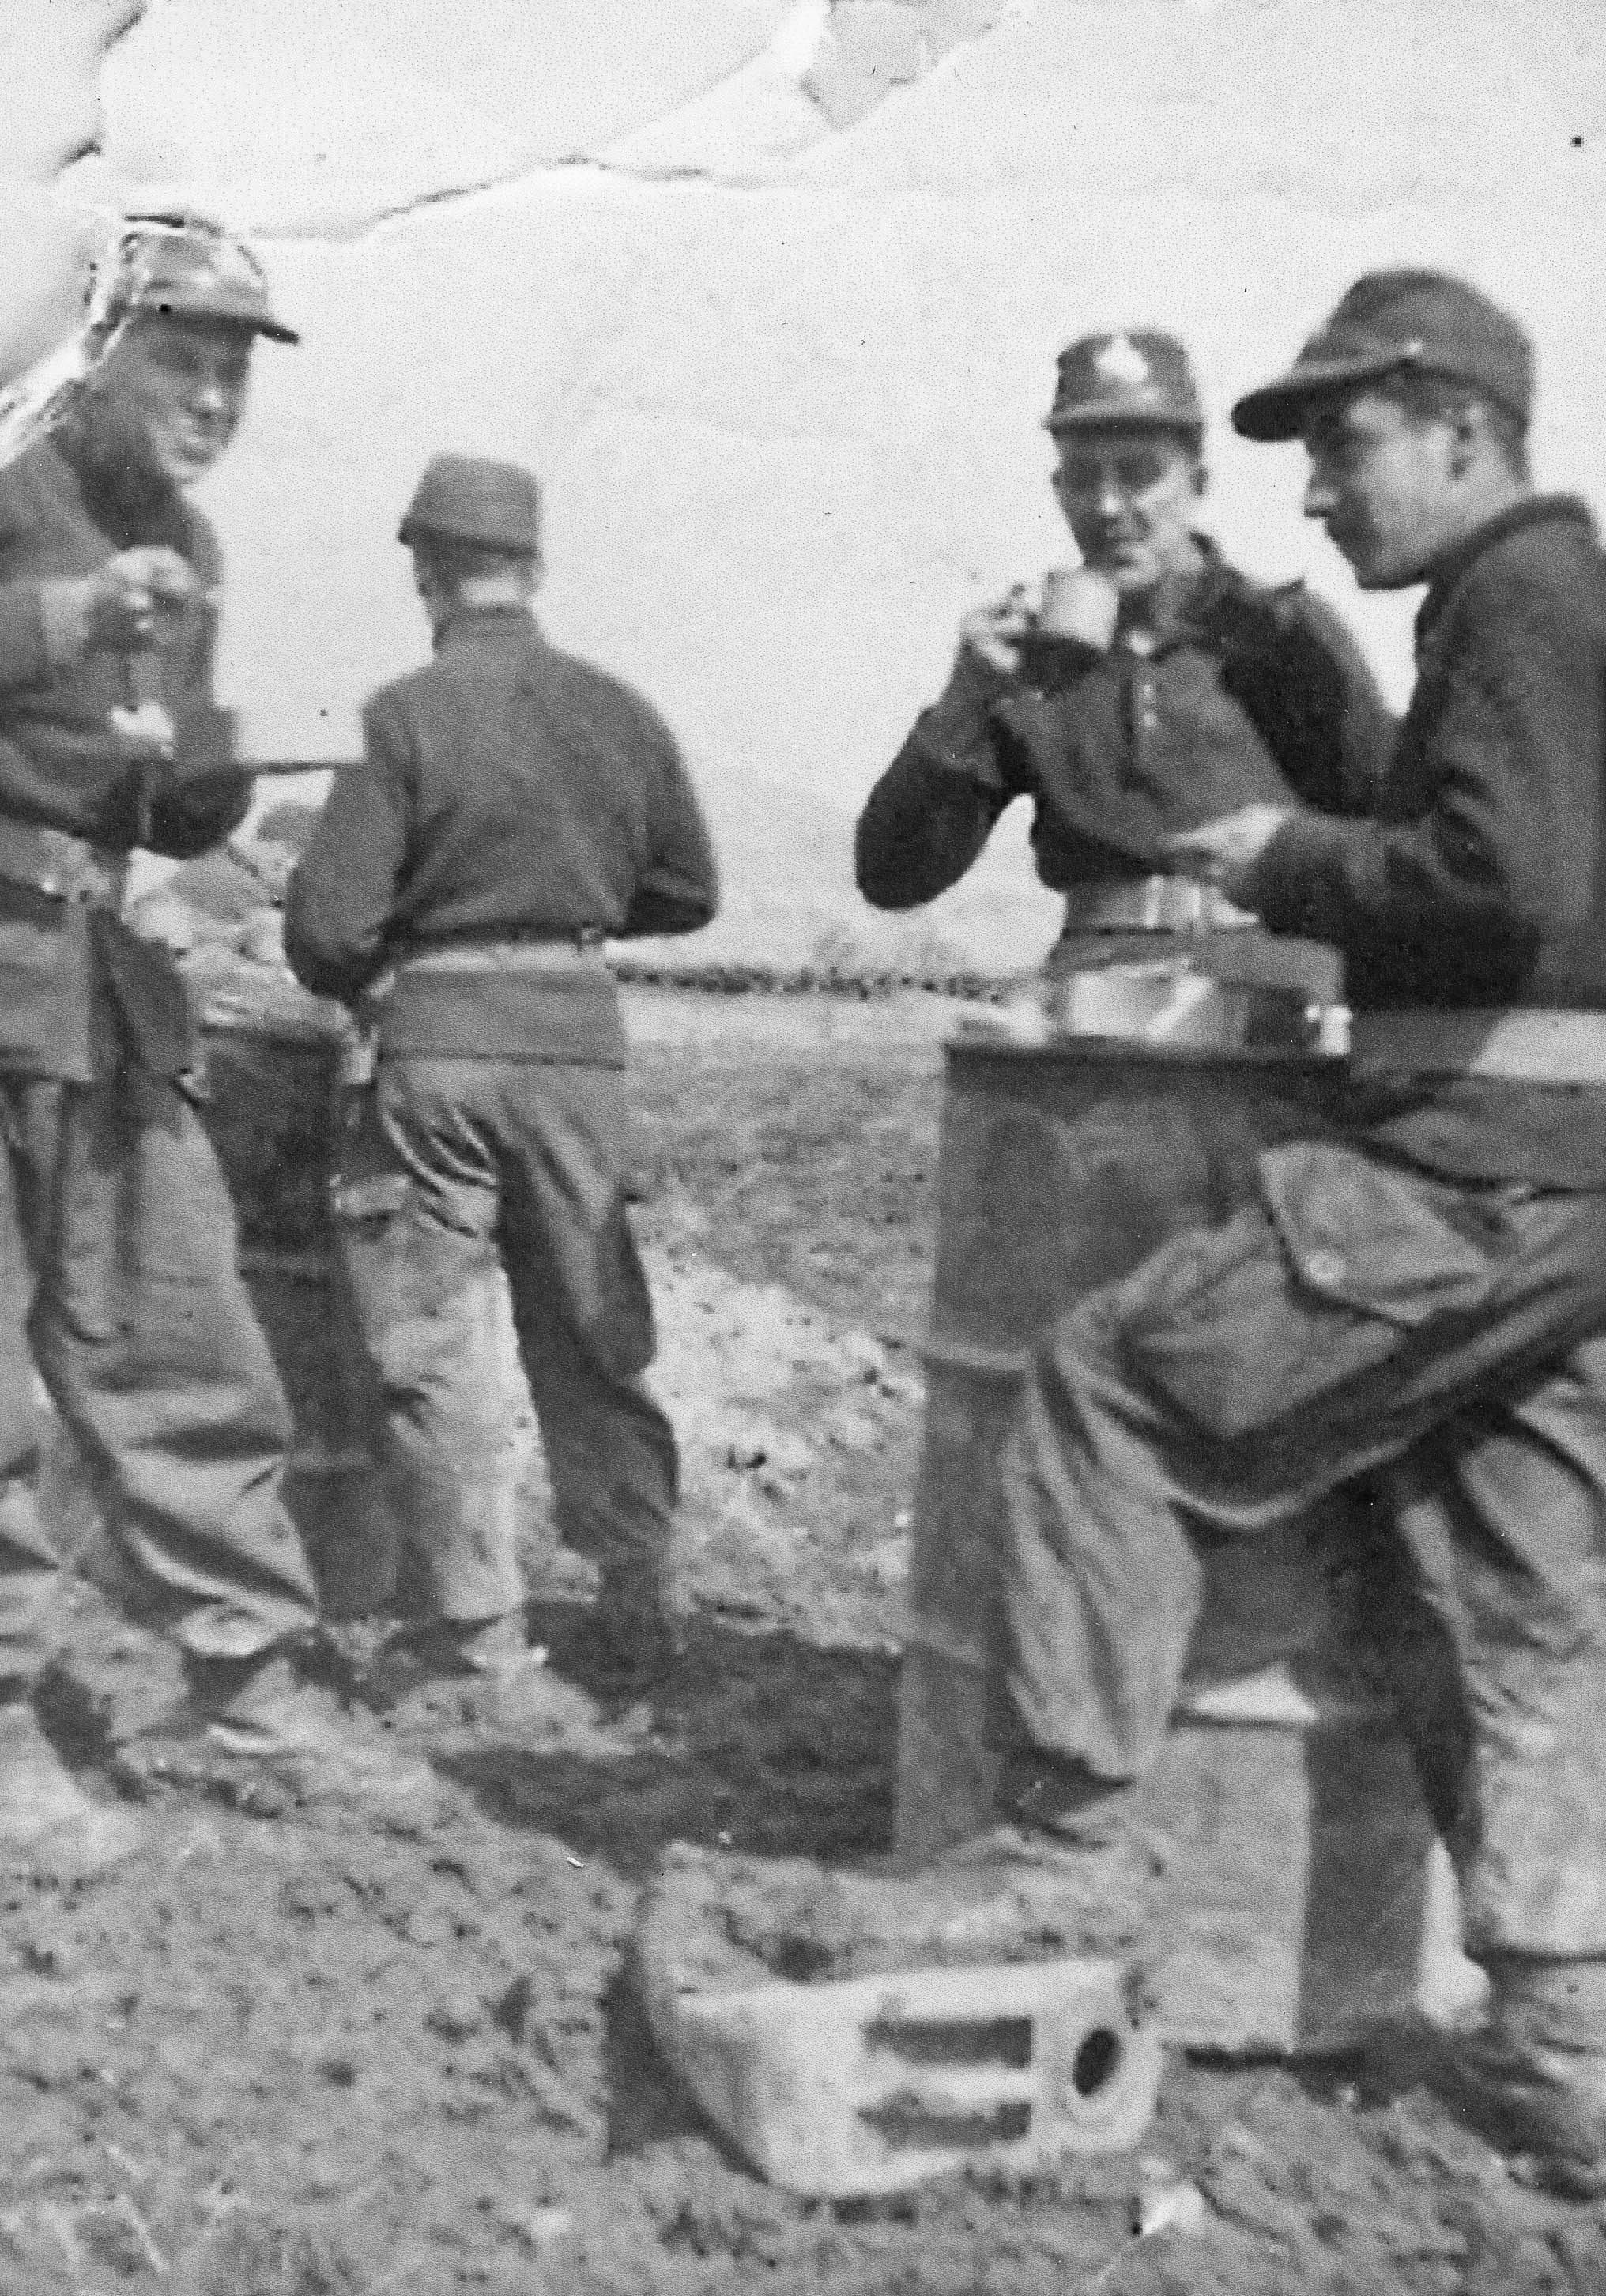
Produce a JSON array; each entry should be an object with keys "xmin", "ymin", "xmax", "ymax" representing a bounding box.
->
[
  {"xmin": 90, "ymin": 315, "xmax": 255, "ymax": 489},
  {"xmin": 1302, "ymin": 392, "xmax": 1457, "ymax": 589},
  {"xmin": 1053, "ymin": 428, "xmax": 1204, "ymax": 594}
]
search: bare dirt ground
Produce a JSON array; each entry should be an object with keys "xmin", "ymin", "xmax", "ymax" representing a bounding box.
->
[{"xmin": 3, "ymin": 990, "xmax": 1605, "ymax": 2295}]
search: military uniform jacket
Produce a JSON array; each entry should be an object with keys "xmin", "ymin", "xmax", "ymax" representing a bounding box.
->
[
  {"xmin": 0, "ymin": 433, "xmax": 247, "ymax": 1080},
  {"xmin": 854, "ymin": 542, "xmax": 1395, "ymax": 908},
  {"xmin": 285, "ymin": 608, "xmax": 719, "ymax": 1064},
  {"xmin": 1247, "ymin": 495, "xmax": 1606, "ymax": 1189}
]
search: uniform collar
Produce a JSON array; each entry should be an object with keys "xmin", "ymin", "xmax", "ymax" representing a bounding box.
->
[
  {"xmin": 435, "ymin": 604, "xmax": 542, "ymax": 653},
  {"xmin": 1416, "ymin": 494, "xmax": 1596, "ymax": 644},
  {"xmin": 1109, "ymin": 533, "xmax": 1231, "ymax": 653}
]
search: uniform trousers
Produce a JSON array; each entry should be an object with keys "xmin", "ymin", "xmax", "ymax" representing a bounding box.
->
[
  {"xmin": 333, "ymin": 1057, "xmax": 678, "ymax": 1627},
  {"xmin": 0, "ymin": 1065, "xmax": 320, "ymax": 1676},
  {"xmin": 1000, "ymin": 1134, "xmax": 1606, "ymax": 1967}
]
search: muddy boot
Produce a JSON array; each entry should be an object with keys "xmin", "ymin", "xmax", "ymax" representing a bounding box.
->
[
  {"xmin": 995, "ymin": 1747, "xmax": 1133, "ymax": 1849},
  {"xmin": 363, "ymin": 1612, "xmax": 551, "ymax": 1726},
  {"xmin": 153, "ymin": 1645, "xmax": 435, "ymax": 1804},
  {"xmin": 930, "ymin": 1748, "xmax": 1167, "ymax": 1937},
  {"xmin": 0, "ymin": 1698, "xmax": 141, "ymax": 1882},
  {"xmin": 587, "ymin": 1559, "xmax": 683, "ymax": 1695},
  {"xmin": 1442, "ymin": 1958, "xmax": 1606, "ymax": 2198}
]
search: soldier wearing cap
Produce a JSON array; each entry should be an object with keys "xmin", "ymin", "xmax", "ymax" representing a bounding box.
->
[
  {"xmin": 990, "ymin": 271, "xmax": 1606, "ymax": 2196},
  {"xmin": 854, "ymin": 328, "xmax": 1393, "ymax": 967},
  {"xmin": 0, "ymin": 211, "xmax": 406, "ymax": 1841},
  {"xmin": 286, "ymin": 455, "xmax": 718, "ymax": 1696}
]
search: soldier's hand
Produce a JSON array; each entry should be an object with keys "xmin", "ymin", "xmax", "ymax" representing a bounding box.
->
[
  {"xmin": 960, "ymin": 586, "xmax": 1035, "ymax": 677},
  {"xmin": 1166, "ymin": 805, "xmax": 1289, "ymax": 904},
  {"xmin": 80, "ymin": 547, "xmax": 200, "ymax": 654}
]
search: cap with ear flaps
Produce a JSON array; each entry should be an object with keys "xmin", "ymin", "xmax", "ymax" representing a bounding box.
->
[{"xmin": 117, "ymin": 211, "xmax": 299, "ymax": 344}]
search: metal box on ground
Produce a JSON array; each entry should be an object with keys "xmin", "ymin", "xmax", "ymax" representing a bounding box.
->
[
  {"xmin": 635, "ymin": 1845, "xmax": 1163, "ymax": 2196},
  {"xmin": 897, "ymin": 1038, "xmax": 1476, "ymax": 2053}
]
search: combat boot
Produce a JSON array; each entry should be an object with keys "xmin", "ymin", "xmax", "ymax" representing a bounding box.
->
[
  {"xmin": 994, "ymin": 1745, "xmax": 1137, "ymax": 1848},
  {"xmin": 0, "ymin": 1697, "xmax": 141, "ymax": 1881},
  {"xmin": 127, "ymin": 1642, "xmax": 435, "ymax": 1804},
  {"xmin": 1442, "ymin": 1957, "xmax": 1606, "ymax": 2199},
  {"xmin": 588, "ymin": 1558, "xmax": 684, "ymax": 1695},
  {"xmin": 362, "ymin": 1611, "xmax": 552, "ymax": 1727}
]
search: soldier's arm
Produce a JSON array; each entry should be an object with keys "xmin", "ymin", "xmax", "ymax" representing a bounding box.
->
[
  {"xmin": 1246, "ymin": 587, "xmax": 1600, "ymax": 982},
  {"xmin": 284, "ymin": 694, "xmax": 413, "ymax": 1003},
  {"xmin": 620, "ymin": 718, "xmax": 719, "ymax": 937},
  {"xmin": 854, "ymin": 647, "xmax": 1021, "ymax": 909}
]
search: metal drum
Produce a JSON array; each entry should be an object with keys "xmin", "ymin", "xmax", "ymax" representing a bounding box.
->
[
  {"xmin": 198, "ymin": 973, "xmax": 395, "ymax": 1618},
  {"xmin": 897, "ymin": 1037, "xmax": 1469, "ymax": 2052}
]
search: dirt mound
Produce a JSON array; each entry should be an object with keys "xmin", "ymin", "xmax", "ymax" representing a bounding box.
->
[{"xmin": 638, "ymin": 1839, "xmax": 1158, "ymax": 1996}]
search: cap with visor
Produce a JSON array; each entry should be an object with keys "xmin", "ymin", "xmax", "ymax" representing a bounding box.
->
[{"xmin": 1231, "ymin": 270, "xmax": 1532, "ymax": 443}]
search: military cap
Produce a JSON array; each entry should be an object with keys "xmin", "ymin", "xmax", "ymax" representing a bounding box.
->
[
  {"xmin": 120, "ymin": 209, "xmax": 298, "ymax": 343},
  {"xmin": 1046, "ymin": 330, "xmax": 1204, "ymax": 436},
  {"xmin": 398, "ymin": 454, "xmax": 541, "ymax": 555},
  {"xmin": 1231, "ymin": 270, "xmax": 1532, "ymax": 442}
]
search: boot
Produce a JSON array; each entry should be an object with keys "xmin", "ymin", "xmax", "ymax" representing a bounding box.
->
[
  {"xmin": 588, "ymin": 1559, "xmax": 683, "ymax": 1695},
  {"xmin": 0, "ymin": 1700, "xmax": 141, "ymax": 1882},
  {"xmin": 128, "ymin": 1643, "xmax": 435, "ymax": 1804},
  {"xmin": 997, "ymin": 1747, "xmax": 1132, "ymax": 1849},
  {"xmin": 1443, "ymin": 1958, "xmax": 1606, "ymax": 2198},
  {"xmin": 363, "ymin": 1612, "xmax": 551, "ymax": 1726}
]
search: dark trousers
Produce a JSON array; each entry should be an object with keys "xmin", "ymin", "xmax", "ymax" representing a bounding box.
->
[
  {"xmin": 333, "ymin": 1057, "xmax": 678, "ymax": 1627},
  {"xmin": 0, "ymin": 1069, "xmax": 319, "ymax": 1673},
  {"xmin": 1000, "ymin": 1136, "xmax": 1606, "ymax": 1965}
]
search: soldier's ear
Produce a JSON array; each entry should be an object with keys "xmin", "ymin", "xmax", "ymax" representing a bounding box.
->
[{"xmin": 1449, "ymin": 402, "xmax": 1493, "ymax": 483}]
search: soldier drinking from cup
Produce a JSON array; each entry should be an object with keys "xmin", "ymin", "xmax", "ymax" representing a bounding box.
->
[{"xmin": 854, "ymin": 329, "xmax": 1394, "ymax": 974}]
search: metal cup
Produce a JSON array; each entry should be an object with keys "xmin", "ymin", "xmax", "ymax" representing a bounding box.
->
[{"xmin": 1037, "ymin": 568, "xmax": 1118, "ymax": 649}]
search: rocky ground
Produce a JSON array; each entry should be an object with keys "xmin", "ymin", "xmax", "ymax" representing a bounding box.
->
[{"xmin": 2, "ymin": 989, "xmax": 1605, "ymax": 2294}]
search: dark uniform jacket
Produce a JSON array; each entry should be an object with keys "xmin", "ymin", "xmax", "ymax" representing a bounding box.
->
[
  {"xmin": 854, "ymin": 542, "xmax": 1394, "ymax": 909},
  {"xmin": 285, "ymin": 608, "xmax": 719, "ymax": 1065},
  {"xmin": 0, "ymin": 432, "xmax": 247, "ymax": 1081},
  {"xmin": 1247, "ymin": 496, "xmax": 1606, "ymax": 1189}
]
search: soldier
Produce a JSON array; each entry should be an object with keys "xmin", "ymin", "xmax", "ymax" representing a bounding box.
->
[
  {"xmin": 854, "ymin": 329, "xmax": 1394, "ymax": 970},
  {"xmin": 0, "ymin": 213, "xmax": 413, "ymax": 1861},
  {"xmin": 993, "ymin": 273, "xmax": 1606, "ymax": 2197},
  {"xmin": 285, "ymin": 456, "xmax": 718, "ymax": 1698}
]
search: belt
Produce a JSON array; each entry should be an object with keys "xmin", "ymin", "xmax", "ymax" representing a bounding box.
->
[
  {"xmin": 1059, "ymin": 876, "xmax": 1256, "ymax": 936},
  {"xmin": 0, "ymin": 819, "xmax": 128, "ymax": 907},
  {"xmin": 374, "ymin": 931, "xmax": 609, "ymax": 990},
  {"xmin": 1352, "ymin": 1006, "xmax": 1606, "ymax": 1083}
]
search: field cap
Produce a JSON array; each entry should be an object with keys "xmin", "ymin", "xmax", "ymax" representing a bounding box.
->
[
  {"xmin": 121, "ymin": 210, "xmax": 299, "ymax": 343},
  {"xmin": 1231, "ymin": 270, "xmax": 1532, "ymax": 442},
  {"xmin": 398, "ymin": 455, "xmax": 541, "ymax": 553},
  {"xmin": 1046, "ymin": 331, "xmax": 1204, "ymax": 436}
]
